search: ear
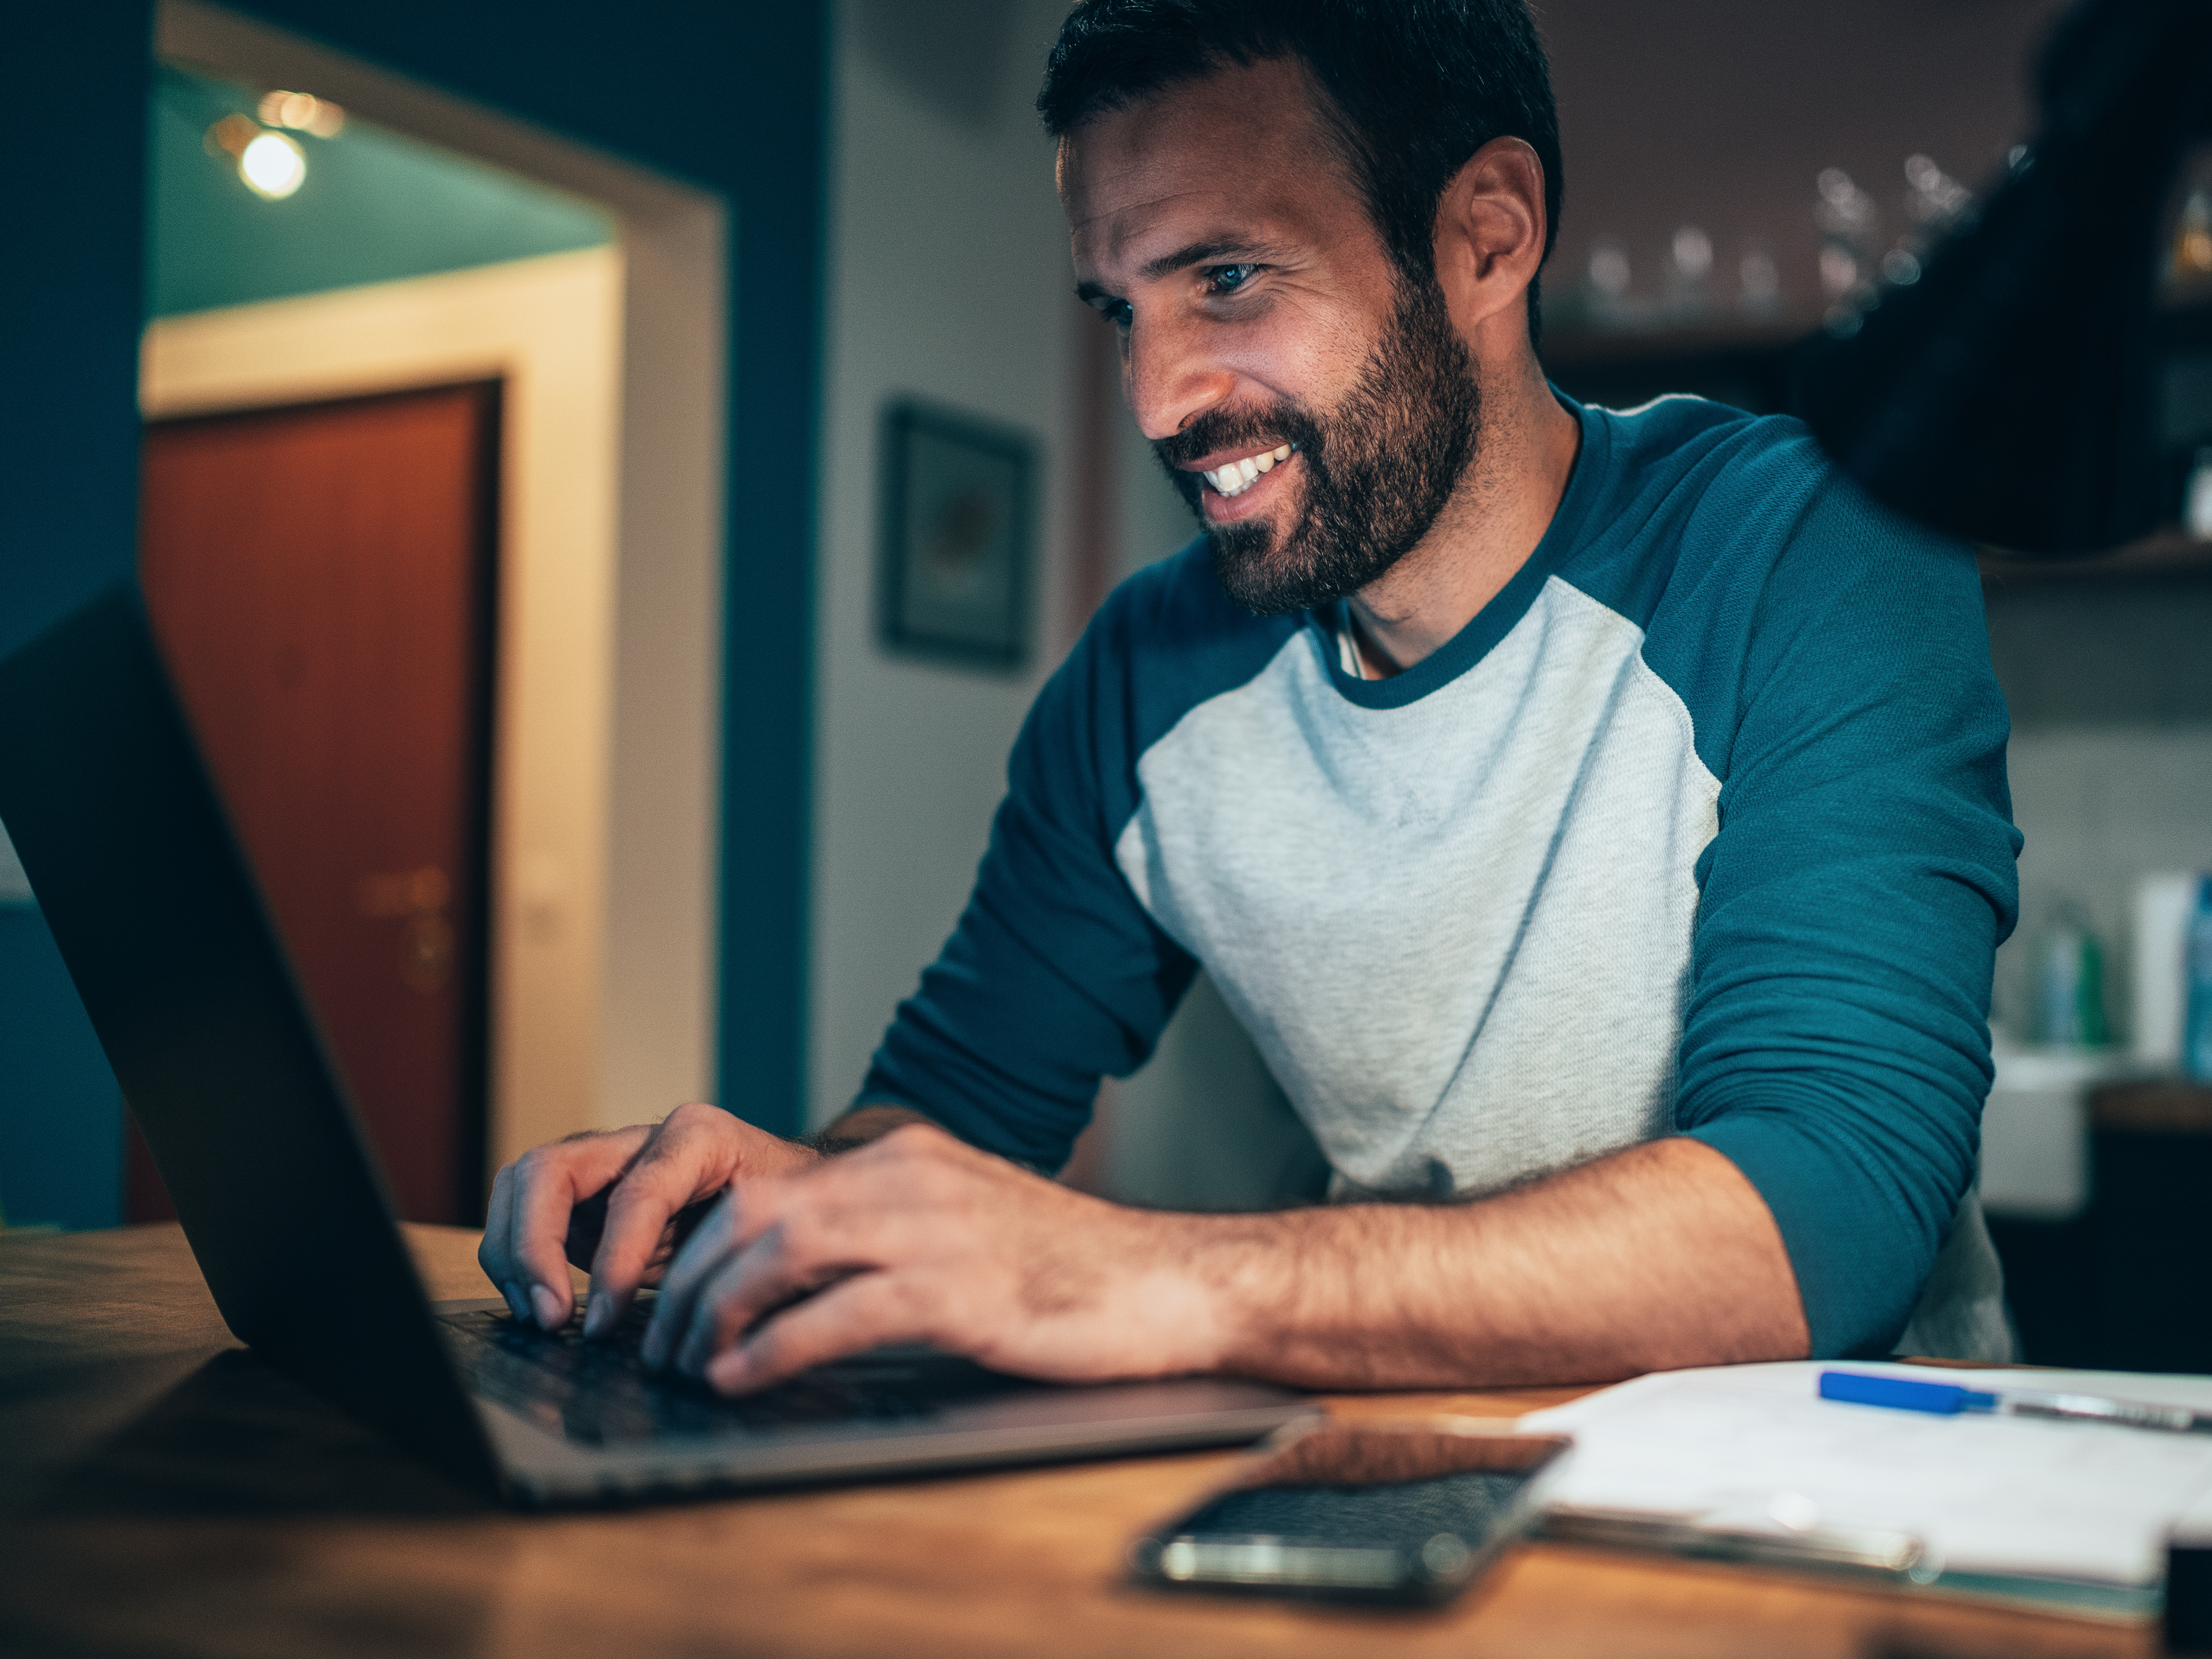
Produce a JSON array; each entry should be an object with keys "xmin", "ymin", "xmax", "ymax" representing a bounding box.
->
[{"xmin": 1431, "ymin": 137, "xmax": 1547, "ymax": 357}]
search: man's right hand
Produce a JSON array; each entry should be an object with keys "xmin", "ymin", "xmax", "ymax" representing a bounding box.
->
[{"xmin": 477, "ymin": 1102, "xmax": 820, "ymax": 1338}]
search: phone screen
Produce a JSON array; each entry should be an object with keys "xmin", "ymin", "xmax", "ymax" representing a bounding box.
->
[{"xmin": 1129, "ymin": 1418, "xmax": 1571, "ymax": 1606}]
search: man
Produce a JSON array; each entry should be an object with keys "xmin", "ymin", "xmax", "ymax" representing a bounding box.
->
[{"xmin": 481, "ymin": 0, "xmax": 2020, "ymax": 1396}]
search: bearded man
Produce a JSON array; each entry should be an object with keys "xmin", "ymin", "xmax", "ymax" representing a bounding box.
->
[{"xmin": 481, "ymin": 0, "xmax": 2022, "ymax": 1394}]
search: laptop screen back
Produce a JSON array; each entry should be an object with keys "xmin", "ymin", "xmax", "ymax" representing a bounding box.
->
[{"xmin": 0, "ymin": 586, "xmax": 495, "ymax": 1493}]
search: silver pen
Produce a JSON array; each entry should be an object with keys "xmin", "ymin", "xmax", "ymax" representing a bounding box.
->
[{"xmin": 1820, "ymin": 1370, "xmax": 2211, "ymax": 1434}]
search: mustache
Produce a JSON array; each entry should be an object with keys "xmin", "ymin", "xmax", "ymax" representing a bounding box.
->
[{"xmin": 1153, "ymin": 400, "xmax": 1325, "ymax": 473}]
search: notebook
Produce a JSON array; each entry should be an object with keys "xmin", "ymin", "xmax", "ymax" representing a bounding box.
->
[{"xmin": 1520, "ymin": 1358, "xmax": 2212, "ymax": 1620}]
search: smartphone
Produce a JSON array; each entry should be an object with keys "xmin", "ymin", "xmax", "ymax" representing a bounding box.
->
[{"xmin": 1128, "ymin": 1416, "xmax": 1572, "ymax": 1607}]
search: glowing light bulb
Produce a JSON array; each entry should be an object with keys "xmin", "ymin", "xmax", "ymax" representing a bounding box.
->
[
  {"xmin": 259, "ymin": 88, "xmax": 346, "ymax": 138},
  {"xmin": 1671, "ymin": 226, "xmax": 1713, "ymax": 280},
  {"xmin": 1588, "ymin": 241, "xmax": 1630, "ymax": 298},
  {"xmin": 239, "ymin": 131, "xmax": 306, "ymax": 200}
]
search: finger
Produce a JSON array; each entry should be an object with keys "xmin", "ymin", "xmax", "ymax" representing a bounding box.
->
[
  {"xmin": 674, "ymin": 1231, "xmax": 780, "ymax": 1376},
  {"xmin": 478, "ymin": 1165, "xmax": 531, "ymax": 1323},
  {"xmin": 646, "ymin": 1136, "xmax": 944, "ymax": 1367},
  {"xmin": 672, "ymin": 1191, "xmax": 917, "ymax": 1375},
  {"xmin": 648, "ymin": 1176, "xmax": 828, "ymax": 1371},
  {"xmin": 587, "ymin": 1107, "xmax": 752, "ymax": 1335},
  {"xmin": 706, "ymin": 1271, "xmax": 935, "ymax": 1395},
  {"xmin": 512, "ymin": 1129, "xmax": 650, "ymax": 1329},
  {"xmin": 642, "ymin": 1190, "xmax": 740, "ymax": 1369}
]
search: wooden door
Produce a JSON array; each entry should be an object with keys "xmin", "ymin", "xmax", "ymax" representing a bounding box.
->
[{"xmin": 135, "ymin": 383, "xmax": 499, "ymax": 1225}]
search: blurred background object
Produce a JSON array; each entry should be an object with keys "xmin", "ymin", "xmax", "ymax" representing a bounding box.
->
[{"xmin": 1792, "ymin": 0, "xmax": 2212, "ymax": 555}]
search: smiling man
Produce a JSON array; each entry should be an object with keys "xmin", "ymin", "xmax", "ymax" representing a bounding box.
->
[{"xmin": 480, "ymin": 0, "xmax": 2021, "ymax": 1395}]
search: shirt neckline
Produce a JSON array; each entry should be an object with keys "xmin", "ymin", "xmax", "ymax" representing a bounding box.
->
[{"xmin": 1312, "ymin": 390, "xmax": 1607, "ymax": 711}]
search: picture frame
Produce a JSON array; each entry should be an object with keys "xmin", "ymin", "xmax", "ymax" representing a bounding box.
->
[{"xmin": 877, "ymin": 399, "xmax": 1036, "ymax": 670}]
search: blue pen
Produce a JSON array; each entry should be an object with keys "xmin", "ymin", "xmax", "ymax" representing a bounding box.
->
[{"xmin": 1819, "ymin": 1370, "xmax": 2212, "ymax": 1435}]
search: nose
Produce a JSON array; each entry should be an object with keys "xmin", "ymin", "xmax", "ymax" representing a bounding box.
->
[{"xmin": 1124, "ymin": 308, "xmax": 1238, "ymax": 442}]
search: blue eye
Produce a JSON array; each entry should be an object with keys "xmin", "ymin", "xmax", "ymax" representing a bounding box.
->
[{"xmin": 1208, "ymin": 264, "xmax": 1259, "ymax": 294}]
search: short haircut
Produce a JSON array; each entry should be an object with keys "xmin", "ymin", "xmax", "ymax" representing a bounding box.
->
[{"xmin": 1037, "ymin": 0, "xmax": 1563, "ymax": 345}]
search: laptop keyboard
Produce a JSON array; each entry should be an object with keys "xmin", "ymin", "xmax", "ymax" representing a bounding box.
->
[{"xmin": 440, "ymin": 1298, "xmax": 1034, "ymax": 1448}]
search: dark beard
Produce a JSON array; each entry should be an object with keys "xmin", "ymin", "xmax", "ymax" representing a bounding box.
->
[{"xmin": 1152, "ymin": 272, "xmax": 1481, "ymax": 615}]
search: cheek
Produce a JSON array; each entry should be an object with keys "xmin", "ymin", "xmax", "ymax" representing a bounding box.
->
[{"xmin": 1219, "ymin": 301, "xmax": 1379, "ymax": 410}]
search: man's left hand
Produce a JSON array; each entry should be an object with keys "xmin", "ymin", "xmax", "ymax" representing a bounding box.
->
[{"xmin": 640, "ymin": 1123, "xmax": 1225, "ymax": 1393}]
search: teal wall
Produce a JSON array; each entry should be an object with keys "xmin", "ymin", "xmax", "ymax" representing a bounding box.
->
[
  {"xmin": 0, "ymin": 3, "xmax": 152, "ymax": 1234},
  {"xmin": 149, "ymin": 64, "xmax": 612, "ymax": 319},
  {"xmin": 0, "ymin": 909, "xmax": 120, "ymax": 1229}
]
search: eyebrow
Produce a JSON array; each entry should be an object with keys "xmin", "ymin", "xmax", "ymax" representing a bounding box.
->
[{"xmin": 1073, "ymin": 236, "xmax": 1291, "ymax": 306}]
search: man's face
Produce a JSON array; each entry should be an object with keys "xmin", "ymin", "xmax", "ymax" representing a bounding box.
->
[{"xmin": 1061, "ymin": 59, "xmax": 1480, "ymax": 614}]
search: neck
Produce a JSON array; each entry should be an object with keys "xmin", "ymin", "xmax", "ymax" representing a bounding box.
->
[{"xmin": 1342, "ymin": 347, "xmax": 1580, "ymax": 679}]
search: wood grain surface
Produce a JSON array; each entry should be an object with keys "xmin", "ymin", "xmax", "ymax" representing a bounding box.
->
[{"xmin": 0, "ymin": 1225, "xmax": 2152, "ymax": 1659}]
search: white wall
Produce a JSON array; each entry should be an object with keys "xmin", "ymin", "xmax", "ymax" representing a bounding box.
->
[
  {"xmin": 807, "ymin": 0, "xmax": 1086, "ymax": 1128},
  {"xmin": 808, "ymin": 3, "xmax": 1314, "ymax": 1203}
]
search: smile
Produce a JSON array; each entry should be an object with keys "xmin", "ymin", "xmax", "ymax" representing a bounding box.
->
[{"xmin": 1203, "ymin": 444, "xmax": 1295, "ymax": 498}]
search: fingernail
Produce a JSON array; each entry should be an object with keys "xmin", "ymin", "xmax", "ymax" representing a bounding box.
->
[
  {"xmin": 583, "ymin": 1290, "xmax": 609, "ymax": 1338},
  {"xmin": 502, "ymin": 1282, "xmax": 530, "ymax": 1323},
  {"xmin": 706, "ymin": 1348, "xmax": 747, "ymax": 1394},
  {"xmin": 530, "ymin": 1282, "xmax": 564, "ymax": 1329}
]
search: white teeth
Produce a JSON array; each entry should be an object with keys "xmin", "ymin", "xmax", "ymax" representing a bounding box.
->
[{"xmin": 1203, "ymin": 445, "xmax": 1295, "ymax": 497}]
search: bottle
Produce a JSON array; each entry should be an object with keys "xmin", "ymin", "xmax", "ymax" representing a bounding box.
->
[
  {"xmin": 2187, "ymin": 448, "xmax": 2212, "ymax": 541},
  {"xmin": 2041, "ymin": 914, "xmax": 2106, "ymax": 1048},
  {"xmin": 2187, "ymin": 877, "xmax": 2212, "ymax": 1082}
]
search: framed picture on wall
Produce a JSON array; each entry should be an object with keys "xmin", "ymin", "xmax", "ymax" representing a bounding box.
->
[{"xmin": 877, "ymin": 399, "xmax": 1036, "ymax": 670}]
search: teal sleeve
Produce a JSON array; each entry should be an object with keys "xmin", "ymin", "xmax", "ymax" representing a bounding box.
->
[{"xmin": 1667, "ymin": 477, "xmax": 2020, "ymax": 1358}]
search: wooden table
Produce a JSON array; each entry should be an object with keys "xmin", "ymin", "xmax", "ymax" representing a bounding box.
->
[{"xmin": 0, "ymin": 1225, "xmax": 2154, "ymax": 1658}]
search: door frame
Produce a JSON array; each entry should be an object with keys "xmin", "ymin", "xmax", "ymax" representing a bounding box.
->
[{"xmin": 155, "ymin": 0, "xmax": 729, "ymax": 1173}]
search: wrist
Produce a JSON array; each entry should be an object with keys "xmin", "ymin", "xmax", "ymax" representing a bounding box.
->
[
  {"xmin": 1126, "ymin": 1209, "xmax": 1266, "ymax": 1377},
  {"xmin": 802, "ymin": 1102, "xmax": 935, "ymax": 1158}
]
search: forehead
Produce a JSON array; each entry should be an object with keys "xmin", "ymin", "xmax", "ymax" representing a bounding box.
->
[{"xmin": 1058, "ymin": 58, "xmax": 1368, "ymax": 281}]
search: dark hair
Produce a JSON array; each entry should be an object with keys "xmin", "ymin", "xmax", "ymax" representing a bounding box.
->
[{"xmin": 1037, "ymin": 0, "xmax": 1562, "ymax": 345}]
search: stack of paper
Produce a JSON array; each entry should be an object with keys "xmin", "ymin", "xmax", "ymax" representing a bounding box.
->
[{"xmin": 1520, "ymin": 1360, "xmax": 2212, "ymax": 1612}]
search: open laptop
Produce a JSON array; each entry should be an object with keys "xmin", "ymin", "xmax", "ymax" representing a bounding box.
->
[{"xmin": 0, "ymin": 586, "xmax": 1312, "ymax": 1506}]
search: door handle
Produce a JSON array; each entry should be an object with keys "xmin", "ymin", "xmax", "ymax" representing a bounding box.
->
[{"xmin": 357, "ymin": 865, "xmax": 454, "ymax": 994}]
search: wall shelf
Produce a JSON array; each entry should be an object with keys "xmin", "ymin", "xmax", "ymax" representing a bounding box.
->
[
  {"xmin": 1538, "ymin": 318, "xmax": 1814, "ymax": 372},
  {"xmin": 1979, "ymin": 531, "xmax": 2212, "ymax": 585}
]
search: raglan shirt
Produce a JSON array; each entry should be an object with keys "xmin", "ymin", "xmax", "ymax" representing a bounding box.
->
[{"xmin": 859, "ymin": 392, "xmax": 2023, "ymax": 1361}]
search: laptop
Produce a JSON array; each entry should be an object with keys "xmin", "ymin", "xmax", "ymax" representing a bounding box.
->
[{"xmin": 0, "ymin": 586, "xmax": 1313, "ymax": 1506}]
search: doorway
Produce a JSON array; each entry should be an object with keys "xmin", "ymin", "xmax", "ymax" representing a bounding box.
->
[
  {"xmin": 134, "ymin": 383, "xmax": 501, "ymax": 1224},
  {"xmin": 143, "ymin": 0, "xmax": 729, "ymax": 1203}
]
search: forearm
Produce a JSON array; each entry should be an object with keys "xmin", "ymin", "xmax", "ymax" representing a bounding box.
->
[{"xmin": 1181, "ymin": 1136, "xmax": 1810, "ymax": 1390}]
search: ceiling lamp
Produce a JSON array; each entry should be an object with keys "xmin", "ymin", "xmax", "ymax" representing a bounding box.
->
[{"xmin": 238, "ymin": 130, "xmax": 306, "ymax": 200}]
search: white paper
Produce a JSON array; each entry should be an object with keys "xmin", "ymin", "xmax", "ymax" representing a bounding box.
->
[{"xmin": 1521, "ymin": 1360, "xmax": 2212, "ymax": 1587}]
